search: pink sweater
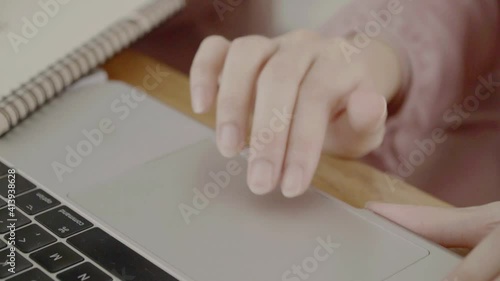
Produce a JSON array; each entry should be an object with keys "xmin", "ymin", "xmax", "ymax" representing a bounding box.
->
[{"xmin": 321, "ymin": 0, "xmax": 500, "ymax": 207}]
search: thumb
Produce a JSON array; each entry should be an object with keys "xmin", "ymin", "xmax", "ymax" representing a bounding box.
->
[
  {"xmin": 323, "ymin": 90, "xmax": 387, "ymax": 158},
  {"xmin": 365, "ymin": 202, "xmax": 500, "ymax": 248}
]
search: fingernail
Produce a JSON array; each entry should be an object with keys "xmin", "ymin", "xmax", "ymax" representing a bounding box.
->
[
  {"xmin": 371, "ymin": 96, "xmax": 387, "ymax": 133},
  {"xmin": 364, "ymin": 201, "xmax": 382, "ymax": 210},
  {"xmin": 282, "ymin": 165, "xmax": 304, "ymax": 198},
  {"xmin": 191, "ymin": 86, "xmax": 206, "ymax": 113},
  {"xmin": 248, "ymin": 159, "xmax": 274, "ymax": 195},
  {"xmin": 218, "ymin": 123, "xmax": 240, "ymax": 157},
  {"xmin": 364, "ymin": 201, "xmax": 376, "ymax": 209}
]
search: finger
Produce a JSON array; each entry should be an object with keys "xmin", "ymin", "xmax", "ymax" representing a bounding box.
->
[
  {"xmin": 446, "ymin": 226, "xmax": 500, "ymax": 281},
  {"xmin": 324, "ymin": 90, "xmax": 387, "ymax": 158},
  {"xmin": 216, "ymin": 36, "xmax": 278, "ymax": 157},
  {"xmin": 493, "ymin": 275, "xmax": 500, "ymax": 281},
  {"xmin": 276, "ymin": 29, "xmax": 321, "ymax": 47},
  {"xmin": 190, "ymin": 36, "xmax": 230, "ymax": 113},
  {"xmin": 366, "ymin": 202, "xmax": 500, "ymax": 248},
  {"xmin": 280, "ymin": 57, "xmax": 357, "ymax": 198},
  {"xmin": 246, "ymin": 47, "xmax": 316, "ymax": 195}
]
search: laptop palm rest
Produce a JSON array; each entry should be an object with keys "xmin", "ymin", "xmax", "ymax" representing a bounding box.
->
[{"xmin": 69, "ymin": 139, "xmax": 429, "ymax": 281}]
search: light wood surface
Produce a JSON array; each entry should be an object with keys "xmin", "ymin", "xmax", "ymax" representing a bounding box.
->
[{"xmin": 103, "ymin": 49, "xmax": 450, "ymax": 209}]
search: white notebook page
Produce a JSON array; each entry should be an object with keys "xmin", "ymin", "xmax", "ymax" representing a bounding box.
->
[{"xmin": 0, "ymin": 0, "xmax": 153, "ymax": 98}]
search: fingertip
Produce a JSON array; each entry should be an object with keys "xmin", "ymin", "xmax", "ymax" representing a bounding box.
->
[
  {"xmin": 347, "ymin": 92, "xmax": 387, "ymax": 134},
  {"xmin": 247, "ymin": 159, "xmax": 275, "ymax": 195},
  {"xmin": 364, "ymin": 201, "xmax": 382, "ymax": 210},
  {"xmin": 217, "ymin": 123, "xmax": 243, "ymax": 158},
  {"xmin": 191, "ymin": 86, "xmax": 211, "ymax": 114},
  {"xmin": 364, "ymin": 202, "xmax": 399, "ymax": 216},
  {"xmin": 218, "ymin": 148, "xmax": 237, "ymax": 158},
  {"xmin": 248, "ymin": 181, "xmax": 275, "ymax": 196},
  {"xmin": 365, "ymin": 202, "xmax": 414, "ymax": 220},
  {"xmin": 249, "ymin": 184, "xmax": 273, "ymax": 196},
  {"xmin": 281, "ymin": 165, "xmax": 306, "ymax": 198}
]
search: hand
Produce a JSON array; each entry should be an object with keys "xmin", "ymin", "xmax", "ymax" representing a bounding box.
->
[
  {"xmin": 366, "ymin": 202, "xmax": 500, "ymax": 281},
  {"xmin": 190, "ymin": 30, "xmax": 402, "ymax": 197}
]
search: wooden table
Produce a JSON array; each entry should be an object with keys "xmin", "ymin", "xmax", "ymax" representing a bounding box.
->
[{"xmin": 103, "ymin": 50, "xmax": 450, "ymax": 209}]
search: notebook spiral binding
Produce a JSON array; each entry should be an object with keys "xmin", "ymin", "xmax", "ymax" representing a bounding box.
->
[{"xmin": 0, "ymin": 0, "xmax": 184, "ymax": 136}]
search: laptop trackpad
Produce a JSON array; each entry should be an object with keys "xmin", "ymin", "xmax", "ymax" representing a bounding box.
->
[{"xmin": 69, "ymin": 140, "xmax": 428, "ymax": 281}]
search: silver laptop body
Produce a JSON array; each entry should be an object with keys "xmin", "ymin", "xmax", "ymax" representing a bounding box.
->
[{"xmin": 0, "ymin": 81, "xmax": 460, "ymax": 280}]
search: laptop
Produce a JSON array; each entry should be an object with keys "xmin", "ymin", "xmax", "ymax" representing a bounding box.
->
[{"xmin": 0, "ymin": 1, "xmax": 461, "ymax": 281}]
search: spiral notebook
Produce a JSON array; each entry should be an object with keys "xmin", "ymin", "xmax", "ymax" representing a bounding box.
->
[{"xmin": 0, "ymin": 0, "xmax": 184, "ymax": 136}]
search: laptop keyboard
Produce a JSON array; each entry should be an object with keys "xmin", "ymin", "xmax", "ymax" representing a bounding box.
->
[{"xmin": 0, "ymin": 162, "xmax": 179, "ymax": 281}]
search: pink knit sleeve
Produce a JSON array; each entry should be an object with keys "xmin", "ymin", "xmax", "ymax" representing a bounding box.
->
[
  {"xmin": 319, "ymin": 0, "xmax": 499, "ymax": 172},
  {"xmin": 320, "ymin": 0, "xmax": 499, "ymax": 127}
]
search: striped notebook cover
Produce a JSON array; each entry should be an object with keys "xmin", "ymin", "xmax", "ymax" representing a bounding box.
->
[{"xmin": 0, "ymin": 0, "xmax": 184, "ymax": 136}]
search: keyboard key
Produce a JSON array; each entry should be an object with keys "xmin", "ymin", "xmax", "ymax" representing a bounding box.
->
[
  {"xmin": 57, "ymin": 262, "xmax": 112, "ymax": 281},
  {"xmin": 31, "ymin": 242, "xmax": 83, "ymax": 273},
  {"xmin": 17, "ymin": 190, "xmax": 60, "ymax": 215},
  {"xmin": 6, "ymin": 268, "xmax": 53, "ymax": 281},
  {"xmin": 36, "ymin": 207, "xmax": 92, "ymax": 238},
  {"xmin": 0, "ymin": 239, "xmax": 6, "ymax": 249},
  {"xmin": 4, "ymin": 224, "xmax": 56, "ymax": 253},
  {"xmin": 0, "ymin": 174, "xmax": 37, "ymax": 199},
  {"xmin": 0, "ymin": 248, "xmax": 33, "ymax": 278},
  {"xmin": 0, "ymin": 162, "xmax": 9, "ymax": 176},
  {"xmin": 68, "ymin": 228, "xmax": 178, "ymax": 281},
  {"xmin": 0, "ymin": 198, "xmax": 6, "ymax": 208},
  {"xmin": 0, "ymin": 173, "xmax": 36, "ymax": 198},
  {"xmin": 0, "ymin": 207, "xmax": 31, "ymax": 234}
]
